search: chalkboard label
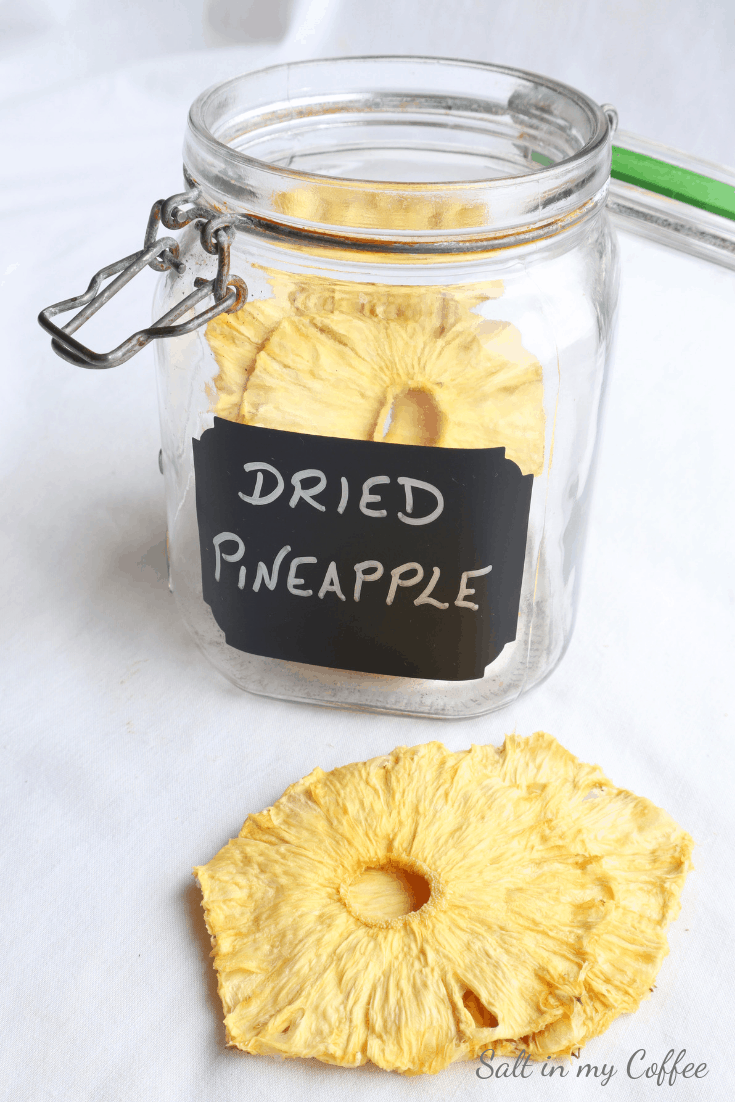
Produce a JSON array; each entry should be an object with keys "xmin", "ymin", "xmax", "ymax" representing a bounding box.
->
[{"xmin": 193, "ymin": 419, "xmax": 533, "ymax": 681}]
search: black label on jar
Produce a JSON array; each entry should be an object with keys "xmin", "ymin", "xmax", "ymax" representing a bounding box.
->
[{"xmin": 193, "ymin": 419, "xmax": 533, "ymax": 681}]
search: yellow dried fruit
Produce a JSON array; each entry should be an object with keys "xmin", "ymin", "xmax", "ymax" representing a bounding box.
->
[
  {"xmin": 206, "ymin": 274, "xmax": 545, "ymax": 477},
  {"xmin": 195, "ymin": 733, "xmax": 692, "ymax": 1075},
  {"xmin": 272, "ymin": 182, "xmax": 489, "ymax": 231}
]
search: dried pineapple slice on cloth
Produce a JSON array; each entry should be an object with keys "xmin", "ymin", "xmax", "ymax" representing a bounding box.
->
[
  {"xmin": 194, "ymin": 733, "xmax": 693, "ymax": 1075},
  {"xmin": 205, "ymin": 273, "xmax": 545, "ymax": 476}
]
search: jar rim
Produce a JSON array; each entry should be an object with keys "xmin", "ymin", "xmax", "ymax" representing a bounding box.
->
[{"xmin": 184, "ymin": 56, "xmax": 612, "ymax": 250}]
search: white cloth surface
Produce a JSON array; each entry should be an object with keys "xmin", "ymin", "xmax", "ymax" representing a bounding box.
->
[{"xmin": 1, "ymin": 42, "xmax": 734, "ymax": 1102}]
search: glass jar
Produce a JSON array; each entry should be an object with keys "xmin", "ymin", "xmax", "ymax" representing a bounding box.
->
[{"xmin": 152, "ymin": 56, "xmax": 619, "ymax": 718}]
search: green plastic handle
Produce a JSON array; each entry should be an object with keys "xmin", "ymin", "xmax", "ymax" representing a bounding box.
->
[
  {"xmin": 532, "ymin": 146, "xmax": 735, "ymax": 222},
  {"xmin": 611, "ymin": 146, "xmax": 735, "ymax": 222}
]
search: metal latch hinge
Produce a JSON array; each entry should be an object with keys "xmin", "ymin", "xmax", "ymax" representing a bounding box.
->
[{"xmin": 38, "ymin": 181, "xmax": 247, "ymax": 369}]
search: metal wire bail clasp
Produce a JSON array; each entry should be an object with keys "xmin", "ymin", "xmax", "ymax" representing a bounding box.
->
[{"xmin": 38, "ymin": 182, "xmax": 248, "ymax": 369}]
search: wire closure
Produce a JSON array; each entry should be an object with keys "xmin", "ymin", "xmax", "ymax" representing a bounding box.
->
[{"xmin": 38, "ymin": 183, "xmax": 248, "ymax": 369}]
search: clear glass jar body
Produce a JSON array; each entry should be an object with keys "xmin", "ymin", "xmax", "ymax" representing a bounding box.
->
[{"xmin": 155, "ymin": 58, "xmax": 619, "ymax": 718}]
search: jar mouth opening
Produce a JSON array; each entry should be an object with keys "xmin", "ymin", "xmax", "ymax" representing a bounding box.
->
[{"xmin": 185, "ymin": 56, "xmax": 612, "ymax": 246}]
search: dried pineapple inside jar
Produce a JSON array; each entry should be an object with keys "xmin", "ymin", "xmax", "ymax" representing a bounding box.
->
[
  {"xmin": 205, "ymin": 272, "xmax": 546, "ymax": 477},
  {"xmin": 195, "ymin": 733, "xmax": 693, "ymax": 1075}
]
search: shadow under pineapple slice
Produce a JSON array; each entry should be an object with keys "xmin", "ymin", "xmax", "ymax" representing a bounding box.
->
[{"xmin": 194, "ymin": 733, "xmax": 693, "ymax": 1075}]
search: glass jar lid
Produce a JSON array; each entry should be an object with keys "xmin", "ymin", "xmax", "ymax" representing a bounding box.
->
[{"xmin": 184, "ymin": 56, "xmax": 613, "ymax": 251}]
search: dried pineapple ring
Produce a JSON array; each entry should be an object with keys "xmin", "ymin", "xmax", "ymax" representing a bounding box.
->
[
  {"xmin": 272, "ymin": 181, "xmax": 490, "ymax": 232},
  {"xmin": 204, "ymin": 298, "xmax": 283, "ymax": 422},
  {"xmin": 206, "ymin": 274, "xmax": 498, "ymax": 422},
  {"xmin": 195, "ymin": 733, "xmax": 692, "ymax": 1075},
  {"xmin": 205, "ymin": 275, "xmax": 545, "ymax": 476}
]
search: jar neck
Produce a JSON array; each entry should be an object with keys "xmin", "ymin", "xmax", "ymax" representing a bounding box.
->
[{"xmin": 184, "ymin": 57, "xmax": 613, "ymax": 254}]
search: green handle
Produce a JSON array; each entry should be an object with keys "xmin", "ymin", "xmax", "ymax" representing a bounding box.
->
[
  {"xmin": 611, "ymin": 146, "xmax": 735, "ymax": 222},
  {"xmin": 532, "ymin": 146, "xmax": 735, "ymax": 222}
]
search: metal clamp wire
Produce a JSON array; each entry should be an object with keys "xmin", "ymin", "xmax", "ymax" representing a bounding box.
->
[{"xmin": 38, "ymin": 180, "xmax": 248, "ymax": 369}]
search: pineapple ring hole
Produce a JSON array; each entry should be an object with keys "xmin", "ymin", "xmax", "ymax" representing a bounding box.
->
[
  {"xmin": 462, "ymin": 988, "xmax": 499, "ymax": 1029},
  {"xmin": 343, "ymin": 861, "xmax": 433, "ymax": 925},
  {"xmin": 379, "ymin": 387, "xmax": 444, "ymax": 447}
]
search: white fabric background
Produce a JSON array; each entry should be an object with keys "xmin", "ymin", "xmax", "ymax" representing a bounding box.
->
[
  {"xmin": 1, "ymin": 4, "xmax": 734, "ymax": 1100},
  {"xmin": 2, "ymin": 0, "xmax": 734, "ymax": 163}
]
